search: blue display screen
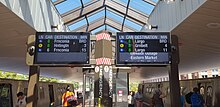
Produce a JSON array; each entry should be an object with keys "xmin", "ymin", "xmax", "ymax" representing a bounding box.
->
[
  {"xmin": 34, "ymin": 32, "xmax": 90, "ymax": 66},
  {"xmin": 116, "ymin": 32, "xmax": 171, "ymax": 66}
]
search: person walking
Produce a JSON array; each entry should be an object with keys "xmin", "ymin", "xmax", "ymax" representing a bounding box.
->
[
  {"xmin": 152, "ymin": 84, "xmax": 167, "ymax": 107},
  {"xmin": 62, "ymin": 85, "xmax": 75, "ymax": 107},
  {"xmin": 128, "ymin": 91, "xmax": 135, "ymax": 107},
  {"xmin": 134, "ymin": 89, "xmax": 143, "ymax": 107},
  {"xmin": 16, "ymin": 92, "xmax": 27, "ymax": 107},
  {"xmin": 190, "ymin": 87, "xmax": 205, "ymax": 107}
]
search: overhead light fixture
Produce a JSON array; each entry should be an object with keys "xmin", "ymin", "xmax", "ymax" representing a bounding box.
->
[
  {"xmin": 149, "ymin": 25, "xmax": 158, "ymax": 30},
  {"xmin": 206, "ymin": 23, "xmax": 220, "ymax": 29},
  {"xmin": 160, "ymin": 0, "xmax": 175, "ymax": 4},
  {"xmin": 51, "ymin": 24, "xmax": 62, "ymax": 30},
  {"xmin": 142, "ymin": 23, "xmax": 158, "ymax": 31}
]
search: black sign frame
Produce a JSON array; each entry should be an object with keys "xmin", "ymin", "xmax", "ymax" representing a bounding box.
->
[
  {"xmin": 116, "ymin": 32, "xmax": 171, "ymax": 67},
  {"xmin": 34, "ymin": 32, "xmax": 90, "ymax": 67}
]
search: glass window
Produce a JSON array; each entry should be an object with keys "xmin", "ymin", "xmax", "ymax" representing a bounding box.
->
[
  {"xmin": 88, "ymin": 10, "xmax": 105, "ymax": 23},
  {"xmin": 106, "ymin": 25, "xmax": 120, "ymax": 33},
  {"xmin": 206, "ymin": 86, "xmax": 213, "ymax": 106},
  {"xmin": 55, "ymin": 0, "xmax": 81, "ymax": 14},
  {"xmin": 68, "ymin": 19, "xmax": 87, "ymax": 31},
  {"xmin": 39, "ymin": 86, "xmax": 45, "ymax": 99},
  {"xmin": 152, "ymin": 0, "xmax": 159, "ymax": 2},
  {"xmin": 52, "ymin": 0, "xmax": 158, "ymax": 33},
  {"xmin": 146, "ymin": 88, "xmax": 149, "ymax": 93},
  {"xmin": 82, "ymin": 0, "xmax": 92, "ymax": 4},
  {"xmin": 0, "ymin": 84, "xmax": 12, "ymax": 107},
  {"xmin": 91, "ymin": 25, "xmax": 105, "ymax": 34},
  {"xmin": 24, "ymin": 88, "xmax": 28, "ymax": 96},
  {"xmin": 106, "ymin": 10, "xmax": 124, "ymax": 23},
  {"xmin": 129, "ymin": 0, "xmax": 154, "ymax": 15},
  {"xmin": 207, "ymin": 86, "xmax": 213, "ymax": 96},
  {"xmin": 200, "ymin": 86, "xmax": 205, "ymax": 95},
  {"xmin": 124, "ymin": 19, "xmax": 142, "ymax": 31},
  {"xmin": 112, "ymin": 0, "xmax": 128, "ymax": 5}
]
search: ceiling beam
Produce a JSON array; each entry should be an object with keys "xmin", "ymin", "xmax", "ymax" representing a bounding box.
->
[
  {"xmin": 62, "ymin": 0, "xmax": 105, "ymax": 25},
  {"xmin": 72, "ymin": 17, "xmax": 136, "ymax": 32},
  {"xmin": 53, "ymin": 0, "xmax": 67, "ymax": 5},
  {"xmin": 105, "ymin": 0, "xmax": 148, "ymax": 25},
  {"xmin": 143, "ymin": 0, "xmax": 157, "ymax": 6},
  {"xmin": 105, "ymin": 17, "xmax": 137, "ymax": 31},
  {"xmin": 104, "ymin": 6, "xmax": 107, "ymax": 31},
  {"xmin": 65, "ymin": 8, "xmax": 105, "ymax": 26},
  {"xmin": 106, "ymin": 7, "xmax": 144, "ymax": 26},
  {"xmin": 72, "ymin": 17, "xmax": 105, "ymax": 32},
  {"xmin": 122, "ymin": 0, "xmax": 131, "ymax": 31}
]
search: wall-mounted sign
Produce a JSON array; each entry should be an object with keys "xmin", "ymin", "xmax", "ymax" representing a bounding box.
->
[
  {"xmin": 116, "ymin": 32, "xmax": 171, "ymax": 66},
  {"xmin": 34, "ymin": 32, "xmax": 90, "ymax": 66}
]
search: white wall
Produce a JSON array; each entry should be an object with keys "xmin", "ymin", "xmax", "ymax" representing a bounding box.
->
[
  {"xmin": 143, "ymin": 0, "xmax": 207, "ymax": 32},
  {"xmin": 0, "ymin": 0, "xmax": 68, "ymax": 32}
]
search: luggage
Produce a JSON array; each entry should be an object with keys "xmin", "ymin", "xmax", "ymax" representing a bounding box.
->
[
  {"xmin": 185, "ymin": 92, "xmax": 193, "ymax": 104},
  {"xmin": 191, "ymin": 93, "xmax": 202, "ymax": 106}
]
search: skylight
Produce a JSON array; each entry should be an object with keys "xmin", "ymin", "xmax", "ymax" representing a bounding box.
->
[{"xmin": 52, "ymin": 0, "xmax": 158, "ymax": 33}]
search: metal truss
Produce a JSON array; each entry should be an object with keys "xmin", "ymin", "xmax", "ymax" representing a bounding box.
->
[
  {"xmin": 72, "ymin": 16, "xmax": 137, "ymax": 32},
  {"xmin": 52, "ymin": 0, "xmax": 154, "ymax": 32},
  {"xmin": 143, "ymin": 0, "xmax": 157, "ymax": 6}
]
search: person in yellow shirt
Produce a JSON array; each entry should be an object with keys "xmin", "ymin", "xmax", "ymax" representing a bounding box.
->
[{"xmin": 62, "ymin": 85, "xmax": 74, "ymax": 107}]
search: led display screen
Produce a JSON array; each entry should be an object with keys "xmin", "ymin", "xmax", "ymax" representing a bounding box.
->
[
  {"xmin": 34, "ymin": 32, "xmax": 90, "ymax": 66},
  {"xmin": 116, "ymin": 32, "xmax": 171, "ymax": 66}
]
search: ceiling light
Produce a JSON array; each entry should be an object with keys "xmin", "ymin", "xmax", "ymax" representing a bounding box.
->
[
  {"xmin": 161, "ymin": 0, "xmax": 175, "ymax": 4},
  {"xmin": 206, "ymin": 23, "xmax": 220, "ymax": 29}
]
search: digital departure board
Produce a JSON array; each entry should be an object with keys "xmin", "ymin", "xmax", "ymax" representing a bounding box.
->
[
  {"xmin": 116, "ymin": 32, "xmax": 171, "ymax": 66},
  {"xmin": 34, "ymin": 32, "xmax": 90, "ymax": 66}
]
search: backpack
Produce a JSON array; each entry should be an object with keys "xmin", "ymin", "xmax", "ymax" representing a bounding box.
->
[
  {"xmin": 190, "ymin": 93, "xmax": 202, "ymax": 106},
  {"xmin": 185, "ymin": 92, "xmax": 193, "ymax": 104}
]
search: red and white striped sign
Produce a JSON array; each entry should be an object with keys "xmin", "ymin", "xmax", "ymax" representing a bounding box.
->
[
  {"xmin": 96, "ymin": 58, "xmax": 111, "ymax": 65},
  {"xmin": 96, "ymin": 33, "xmax": 111, "ymax": 41}
]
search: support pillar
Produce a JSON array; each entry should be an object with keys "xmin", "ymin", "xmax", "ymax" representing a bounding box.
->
[
  {"xmin": 27, "ymin": 66, "xmax": 40, "ymax": 107},
  {"xmin": 169, "ymin": 35, "xmax": 181, "ymax": 107},
  {"xmin": 94, "ymin": 31, "xmax": 113, "ymax": 107},
  {"xmin": 82, "ymin": 72, "xmax": 86, "ymax": 107}
]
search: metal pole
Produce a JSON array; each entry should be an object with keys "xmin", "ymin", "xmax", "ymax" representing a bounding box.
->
[
  {"xmin": 169, "ymin": 35, "xmax": 181, "ymax": 107},
  {"xmin": 83, "ymin": 72, "xmax": 86, "ymax": 107},
  {"xmin": 27, "ymin": 66, "xmax": 40, "ymax": 107},
  {"xmin": 89, "ymin": 77, "xmax": 92, "ymax": 107}
]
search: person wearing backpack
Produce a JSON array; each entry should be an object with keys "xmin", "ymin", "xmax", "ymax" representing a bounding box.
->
[
  {"xmin": 190, "ymin": 87, "xmax": 205, "ymax": 107},
  {"xmin": 62, "ymin": 85, "xmax": 76, "ymax": 107}
]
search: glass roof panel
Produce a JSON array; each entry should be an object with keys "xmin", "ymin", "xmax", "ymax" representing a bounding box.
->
[
  {"xmin": 106, "ymin": 25, "xmax": 120, "ymax": 33},
  {"xmin": 87, "ymin": 10, "xmax": 105, "ymax": 23},
  {"xmin": 124, "ymin": 19, "xmax": 142, "ymax": 31},
  {"xmin": 106, "ymin": 10, "xmax": 124, "ymax": 22},
  {"xmin": 112, "ymin": 0, "xmax": 128, "ymax": 5},
  {"xmin": 82, "ymin": 0, "xmax": 92, "ymax": 4},
  {"xmin": 54, "ymin": 0, "xmax": 81, "ymax": 14},
  {"xmin": 91, "ymin": 25, "xmax": 106, "ymax": 34},
  {"xmin": 129, "ymin": 0, "xmax": 155, "ymax": 15},
  {"xmin": 52, "ymin": 0, "xmax": 157, "ymax": 32},
  {"xmin": 151, "ymin": 0, "xmax": 159, "ymax": 3},
  {"xmin": 68, "ymin": 19, "xmax": 87, "ymax": 31}
]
